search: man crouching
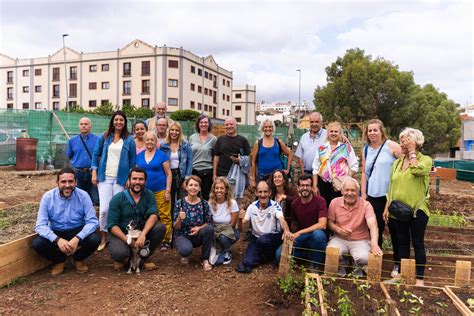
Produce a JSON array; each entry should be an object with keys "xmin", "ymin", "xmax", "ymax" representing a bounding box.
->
[{"xmin": 107, "ymin": 167, "xmax": 166, "ymax": 271}]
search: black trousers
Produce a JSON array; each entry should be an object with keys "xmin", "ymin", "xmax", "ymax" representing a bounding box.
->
[
  {"xmin": 390, "ymin": 210, "xmax": 428, "ymax": 279},
  {"xmin": 32, "ymin": 226, "xmax": 100, "ymax": 263},
  {"xmin": 192, "ymin": 168, "xmax": 213, "ymax": 200},
  {"xmin": 317, "ymin": 177, "xmax": 341, "ymax": 208}
]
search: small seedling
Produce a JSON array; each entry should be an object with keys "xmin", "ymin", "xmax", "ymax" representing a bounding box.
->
[{"xmin": 467, "ymin": 298, "xmax": 474, "ymax": 310}]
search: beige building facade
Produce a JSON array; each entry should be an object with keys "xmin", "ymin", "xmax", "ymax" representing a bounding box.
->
[
  {"xmin": 0, "ymin": 39, "xmax": 235, "ymax": 120},
  {"xmin": 232, "ymin": 84, "xmax": 256, "ymax": 125}
]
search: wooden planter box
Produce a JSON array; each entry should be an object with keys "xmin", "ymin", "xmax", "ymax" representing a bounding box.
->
[
  {"xmin": 444, "ymin": 286, "xmax": 474, "ymax": 315},
  {"xmin": 0, "ymin": 233, "xmax": 49, "ymax": 287}
]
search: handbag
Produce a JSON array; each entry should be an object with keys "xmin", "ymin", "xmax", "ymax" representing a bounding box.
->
[
  {"xmin": 388, "ymin": 160, "xmax": 428, "ymax": 222},
  {"xmin": 331, "ymin": 175, "xmax": 349, "ymax": 192}
]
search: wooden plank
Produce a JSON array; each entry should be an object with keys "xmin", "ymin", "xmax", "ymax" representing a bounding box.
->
[
  {"xmin": 380, "ymin": 283, "xmax": 401, "ymax": 316},
  {"xmin": 278, "ymin": 237, "xmax": 294, "ymax": 277},
  {"xmin": 443, "ymin": 286, "xmax": 473, "ymax": 316},
  {"xmin": 324, "ymin": 247, "xmax": 339, "ymax": 275},
  {"xmin": 455, "ymin": 260, "xmax": 471, "ymax": 288},
  {"xmin": 400, "ymin": 258, "xmax": 416, "ymax": 285},
  {"xmin": 315, "ymin": 274, "xmax": 328, "ymax": 316},
  {"xmin": 0, "ymin": 233, "xmax": 50, "ymax": 287},
  {"xmin": 367, "ymin": 253, "xmax": 382, "ymax": 282}
]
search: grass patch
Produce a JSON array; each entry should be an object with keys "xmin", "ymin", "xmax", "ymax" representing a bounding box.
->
[{"xmin": 428, "ymin": 210, "xmax": 468, "ymax": 228}]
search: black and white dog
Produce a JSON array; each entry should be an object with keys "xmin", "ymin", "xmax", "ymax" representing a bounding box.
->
[{"xmin": 126, "ymin": 220, "xmax": 142, "ymax": 274}]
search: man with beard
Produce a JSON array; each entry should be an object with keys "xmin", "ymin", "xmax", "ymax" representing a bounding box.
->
[
  {"xmin": 275, "ymin": 174, "xmax": 327, "ymax": 269},
  {"xmin": 235, "ymin": 180, "xmax": 291, "ymax": 273},
  {"xmin": 327, "ymin": 177, "xmax": 382, "ymax": 276},
  {"xmin": 32, "ymin": 168, "xmax": 100, "ymax": 276},
  {"xmin": 107, "ymin": 167, "xmax": 166, "ymax": 271}
]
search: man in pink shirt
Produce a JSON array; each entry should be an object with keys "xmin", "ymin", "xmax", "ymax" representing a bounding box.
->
[{"xmin": 327, "ymin": 177, "xmax": 382, "ymax": 276}]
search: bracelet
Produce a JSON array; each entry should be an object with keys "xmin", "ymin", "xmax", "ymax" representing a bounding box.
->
[{"xmin": 409, "ymin": 154, "xmax": 417, "ymax": 159}]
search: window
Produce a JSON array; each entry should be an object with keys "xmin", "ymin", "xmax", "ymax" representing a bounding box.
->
[
  {"xmin": 204, "ymin": 104, "xmax": 208, "ymax": 111},
  {"xmin": 204, "ymin": 88, "xmax": 208, "ymax": 95},
  {"xmin": 69, "ymin": 83, "xmax": 77, "ymax": 98},
  {"xmin": 222, "ymin": 79, "xmax": 225, "ymax": 85},
  {"xmin": 89, "ymin": 65, "xmax": 97, "ymax": 72},
  {"xmin": 227, "ymin": 80, "xmax": 230, "ymax": 87},
  {"xmin": 69, "ymin": 101, "xmax": 77, "ymax": 107},
  {"xmin": 142, "ymin": 61, "xmax": 150, "ymax": 75},
  {"xmin": 101, "ymin": 100, "xmax": 109, "ymax": 106},
  {"xmin": 213, "ymin": 91, "xmax": 217, "ymax": 103},
  {"xmin": 198, "ymin": 86, "xmax": 202, "ymax": 93},
  {"xmin": 227, "ymin": 110, "xmax": 230, "ymax": 116},
  {"xmin": 69, "ymin": 66, "xmax": 77, "ymax": 80},
  {"xmin": 198, "ymin": 103, "xmax": 202, "ymax": 110},
  {"xmin": 101, "ymin": 64, "xmax": 109, "ymax": 71},
  {"xmin": 22, "ymin": 103, "xmax": 29, "ymax": 109},
  {"xmin": 7, "ymin": 71, "xmax": 13, "ymax": 83},
  {"xmin": 123, "ymin": 81, "xmax": 131, "ymax": 95},
  {"xmin": 222, "ymin": 94, "xmax": 225, "ymax": 101},
  {"xmin": 222, "ymin": 109, "xmax": 225, "ymax": 115},
  {"xmin": 168, "ymin": 79, "xmax": 178, "ymax": 87},
  {"xmin": 53, "ymin": 67, "xmax": 60, "ymax": 81},
  {"xmin": 191, "ymin": 65, "xmax": 195, "ymax": 73},
  {"xmin": 204, "ymin": 71, "xmax": 208, "ymax": 79},
  {"xmin": 190, "ymin": 101, "xmax": 195, "ymax": 109},
  {"xmin": 236, "ymin": 117, "xmax": 241, "ymax": 123},
  {"xmin": 235, "ymin": 93, "xmax": 242, "ymax": 99},
  {"xmin": 168, "ymin": 60, "xmax": 178, "ymax": 68},
  {"xmin": 7, "ymin": 87, "xmax": 13, "ymax": 99},
  {"xmin": 53, "ymin": 85, "xmax": 60, "ymax": 97},
  {"xmin": 89, "ymin": 82, "xmax": 97, "ymax": 90},
  {"xmin": 89, "ymin": 100, "xmax": 97, "ymax": 108},
  {"xmin": 35, "ymin": 69, "xmax": 42, "ymax": 76},
  {"xmin": 198, "ymin": 69, "xmax": 202, "ymax": 76},
  {"xmin": 23, "ymin": 70, "xmax": 29, "ymax": 77},
  {"xmin": 123, "ymin": 62, "xmax": 131, "ymax": 76},
  {"xmin": 190, "ymin": 83, "xmax": 195, "ymax": 91},
  {"xmin": 7, "ymin": 103, "xmax": 13, "ymax": 109},
  {"xmin": 53, "ymin": 102, "xmax": 60, "ymax": 110},
  {"xmin": 23, "ymin": 86, "xmax": 29, "ymax": 93},
  {"xmin": 101, "ymin": 82, "xmax": 109, "ymax": 89},
  {"xmin": 35, "ymin": 85, "xmax": 41, "ymax": 93},
  {"xmin": 35, "ymin": 102, "xmax": 42, "ymax": 109},
  {"xmin": 142, "ymin": 80, "xmax": 150, "ymax": 94},
  {"xmin": 142, "ymin": 98, "xmax": 150, "ymax": 108},
  {"xmin": 226, "ymin": 95, "xmax": 230, "ymax": 102},
  {"xmin": 168, "ymin": 98, "xmax": 178, "ymax": 106},
  {"xmin": 235, "ymin": 105, "xmax": 242, "ymax": 111},
  {"xmin": 123, "ymin": 99, "xmax": 131, "ymax": 106}
]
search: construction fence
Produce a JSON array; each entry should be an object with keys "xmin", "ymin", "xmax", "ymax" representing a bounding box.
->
[{"xmin": 0, "ymin": 109, "xmax": 306, "ymax": 167}]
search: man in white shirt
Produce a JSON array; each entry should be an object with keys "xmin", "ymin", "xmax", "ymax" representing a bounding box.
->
[
  {"xmin": 235, "ymin": 180, "xmax": 290, "ymax": 273},
  {"xmin": 295, "ymin": 112, "xmax": 327, "ymax": 175}
]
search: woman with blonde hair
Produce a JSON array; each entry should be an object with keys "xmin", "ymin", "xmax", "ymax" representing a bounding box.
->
[
  {"xmin": 208, "ymin": 177, "xmax": 240, "ymax": 265},
  {"xmin": 312, "ymin": 121, "xmax": 358, "ymax": 207},
  {"xmin": 159, "ymin": 121, "xmax": 192, "ymax": 250}
]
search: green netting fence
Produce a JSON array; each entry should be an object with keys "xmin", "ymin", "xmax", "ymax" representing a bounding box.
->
[
  {"xmin": 0, "ymin": 109, "xmax": 307, "ymax": 167},
  {"xmin": 434, "ymin": 159, "xmax": 474, "ymax": 183}
]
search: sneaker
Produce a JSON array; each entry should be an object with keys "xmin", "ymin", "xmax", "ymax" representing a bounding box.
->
[
  {"xmin": 223, "ymin": 251, "xmax": 232, "ymax": 265},
  {"xmin": 337, "ymin": 266, "xmax": 347, "ymax": 277},
  {"xmin": 209, "ymin": 246, "xmax": 218, "ymax": 265},
  {"xmin": 180, "ymin": 257, "xmax": 189, "ymax": 265},
  {"xmin": 143, "ymin": 260, "xmax": 157, "ymax": 271},
  {"xmin": 351, "ymin": 268, "xmax": 364, "ymax": 278},
  {"xmin": 160, "ymin": 242, "xmax": 170, "ymax": 252},
  {"xmin": 51, "ymin": 262, "xmax": 66, "ymax": 276},
  {"xmin": 113, "ymin": 261, "xmax": 125, "ymax": 271},
  {"xmin": 391, "ymin": 264, "xmax": 400, "ymax": 278},
  {"xmin": 235, "ymin": 262, "xmax": 252, "ymax": 274},
  {"xmin": 73, "ymin": 260, "xmax": 89, "ymax": 273}
]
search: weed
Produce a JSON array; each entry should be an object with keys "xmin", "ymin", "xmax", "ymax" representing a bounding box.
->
[
  {"xmin": 1, "ymin": 277, "xmax": 25, "ymax": 288},
  {"xmin": 429, "ymin": 210, "xmax": 467, "ymax": 228}
]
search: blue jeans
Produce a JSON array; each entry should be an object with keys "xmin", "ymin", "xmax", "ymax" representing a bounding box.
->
[
  {"xmin": 216, "ymin": 228, "xmax": 240, "ymax": 251},
  {"xmin": 275, "ymin": 230, "xmax": 327, "ymax": 266},
  {"xmin": 242, "ymin": 233, "xmax": 282, "ymax": 268},
  {"xmin": 75, "ymin": 169, "xmax": 99, "ymax": 206}
]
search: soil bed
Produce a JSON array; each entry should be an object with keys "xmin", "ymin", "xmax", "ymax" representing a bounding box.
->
[
  {"xmin": 384, "ymin": 284, "xmax": 461, "ymax": 315},
  {"xmin": 450, "ymin": 287, "xmax": 474, "ymax": 312}
]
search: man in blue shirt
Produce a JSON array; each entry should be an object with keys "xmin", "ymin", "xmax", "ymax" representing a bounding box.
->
[
  {"xmin": 32, "ymin": 168, "xmax": 100, "ymax": 276},
  {"xmin": 66, "ymin": 117, "xmax": 100, "ymax": 205},
  {"xmin": 295, "ymin": 112, "xmax": 327, "ymax": 176}
]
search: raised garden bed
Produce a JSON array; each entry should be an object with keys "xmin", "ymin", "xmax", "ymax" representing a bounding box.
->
[{"xmin": 444, "ymin": 286, "xmax": 474, "ymax": 315}]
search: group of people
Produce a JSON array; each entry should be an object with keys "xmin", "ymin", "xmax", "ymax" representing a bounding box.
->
[{"xmin": 32, "ymin": 104, "xmax": 432, "ymax": 286}]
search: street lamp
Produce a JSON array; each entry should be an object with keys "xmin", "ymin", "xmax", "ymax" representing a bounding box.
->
[
  {"xmin": 62, "ymin": 34, "xmax": 69, "ymax": 111},
  {"xmin": 296, "ymin": 69, "xmax": 301, "ymax": 127}
]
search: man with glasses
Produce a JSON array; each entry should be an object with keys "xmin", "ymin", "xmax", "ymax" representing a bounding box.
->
[
  {"xmin": 295, "ymin": 112, "xmax": 327, "ymax": 176},
  {"xmin": 146, "ymin": 101, "xmax": 173, "ymax": 136},
  {"xmin": 275, "ymin": 174, "xmax": 327, "ymax": 270}
]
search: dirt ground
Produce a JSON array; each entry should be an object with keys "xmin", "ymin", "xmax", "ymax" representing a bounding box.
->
[{"xmin": 0, "ymin": 169, "xmax": 473, "ymax": 314}]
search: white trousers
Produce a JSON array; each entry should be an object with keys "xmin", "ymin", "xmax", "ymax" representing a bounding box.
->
[
  {"xmin": 327, "ymin": 236, "xmax": 371, "ymax": 268},
  {"xmin": 98, "ymin": 176, "xmax": 124, "ymax": 232}
]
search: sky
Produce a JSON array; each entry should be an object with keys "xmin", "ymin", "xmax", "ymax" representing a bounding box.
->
[{"xmin": 1, "ymin": 0, "xmax": 472, "ymax": 108}]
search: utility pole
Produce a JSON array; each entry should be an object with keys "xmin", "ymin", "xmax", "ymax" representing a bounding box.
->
[{"xmin": 62, "ymin": 34, "xmax": 69, "ymax": 111}]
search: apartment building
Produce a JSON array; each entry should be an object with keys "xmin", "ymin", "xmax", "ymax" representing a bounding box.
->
[
  {"xmin": 231, "ymin": 84, "xmax": 256, "ymax": 125},
  {"xmin": 0, "ymin": 39, "xmax": 234, "ymax": 120}
]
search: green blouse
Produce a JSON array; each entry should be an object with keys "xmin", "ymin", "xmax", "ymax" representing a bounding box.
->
[{"xmin": 387, "ymin": 152, "xmax": 432, "ymax": 216}]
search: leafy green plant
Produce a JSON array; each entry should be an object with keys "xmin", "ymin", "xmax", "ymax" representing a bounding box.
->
[
  {"xmin": 277, "ymin": 259, "xmax": 304, "ymax": 296},
  {"xmin": 428, "ymin": 210, "xmax": 467, "ymax": 227},
  {"xmin": 335, "ymin": 286, "xmax": 354, "ymax": 315},
  {"xmin": 467, "ymin": 298, "xmax": 474, "ymax": 310},
  {"xmin": 355, "ymin": 281, "xmax": 372, "ymax": 309},
  {"xmin": 400, "ymin": 290, "xmax": 423, "ymax": 314}
]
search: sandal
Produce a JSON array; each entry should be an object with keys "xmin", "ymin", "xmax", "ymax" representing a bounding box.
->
[{"xmin": 202, "ymin": 260, "xmax": 212, "ymax": 272}]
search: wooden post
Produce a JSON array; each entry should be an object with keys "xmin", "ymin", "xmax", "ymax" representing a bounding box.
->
[
  {"xmin": 400, "ymin": 258, "xmax": 416, "ymax": 285},
  {"xmin": 278, "ymin": 237, "xmax": 294, "ymax": 277},
  {"xmin": 367, "ymin": 253, "xmax": 382, "ymax": 282},
  {"xmin": 454, "ymin": 260, "xmax": 471, "ymax": 288},
  {"xmin": 324, "ymin": 247, "xmax": 340, "ymax": 275},
  {"xmin": 385, "ymin": 298, "xmax": 397, "ymax": 316}
]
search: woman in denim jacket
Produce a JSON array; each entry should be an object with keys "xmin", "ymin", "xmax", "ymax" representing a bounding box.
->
[
  {"xmin": 92, "ymin": 110, "xmax": 136, "ymax": 250},
  {"xmin": 160, "ymin": 121, "xmax": 192, "ymax": 249}
]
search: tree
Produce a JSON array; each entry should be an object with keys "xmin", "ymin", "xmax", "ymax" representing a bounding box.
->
[
  {"xmin": 314, "ymin": 48, "xmax": 460, "ymax": 155},
  {"xmin": 169, "ymin": 109, "xmax": 200, "ymax": 122}
]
